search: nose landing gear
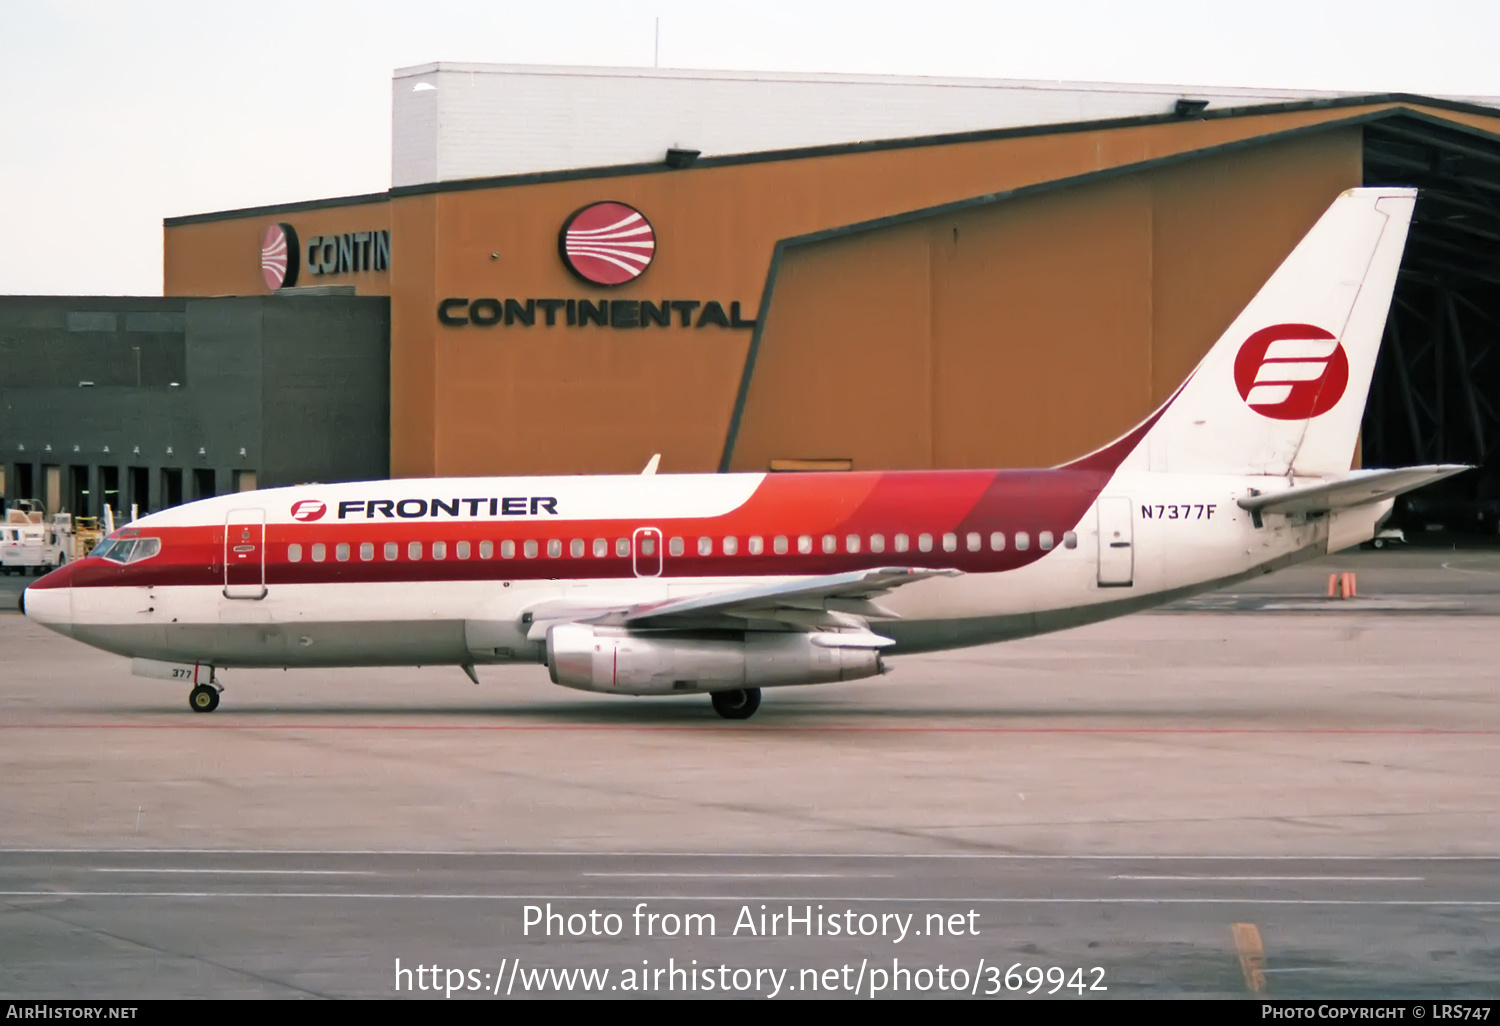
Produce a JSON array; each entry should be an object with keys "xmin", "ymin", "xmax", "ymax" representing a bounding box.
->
[
  {"xmin": 710, "ymin": 687, "xmax": 761, "ymax": 720},
  {"xmin": 189, "ymin": 683, "xmax": 221, "ymax": 713}
]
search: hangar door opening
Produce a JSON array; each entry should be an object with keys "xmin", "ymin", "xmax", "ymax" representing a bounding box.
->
[{"xmin": 1365, "ymin": 118, "xmax": 1500, "ymax": 535}]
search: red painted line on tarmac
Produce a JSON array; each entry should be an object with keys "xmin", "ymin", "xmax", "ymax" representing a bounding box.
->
[{"xmin": 0, "ymin": 724, "xmax": 1496, "ymax": 735}]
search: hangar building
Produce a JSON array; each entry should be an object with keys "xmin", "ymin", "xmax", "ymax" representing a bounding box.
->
[{"xmin": 10, "ymin": 66, "xmax": 1500, "ymax": 523}]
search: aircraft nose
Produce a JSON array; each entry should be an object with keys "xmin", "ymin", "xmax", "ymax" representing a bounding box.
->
[{"xmin": 22, "ymin": 565, "xmax": 76, "ymax": 637}]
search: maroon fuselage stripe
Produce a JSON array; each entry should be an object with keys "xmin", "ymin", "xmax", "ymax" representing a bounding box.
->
[{"xmin": 35, "ymin": 462, "xmax": 1133, "ymax": 592}]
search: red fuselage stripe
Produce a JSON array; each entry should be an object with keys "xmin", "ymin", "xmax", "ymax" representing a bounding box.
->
[{"xmin": 37, "ymin": 467, "xmax": 1114, "ymax": 590}]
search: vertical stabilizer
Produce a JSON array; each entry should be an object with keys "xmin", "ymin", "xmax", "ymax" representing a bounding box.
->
[{"xmin": 1119, "ymin": 188, "xmax": 1415, "ymax": 477}]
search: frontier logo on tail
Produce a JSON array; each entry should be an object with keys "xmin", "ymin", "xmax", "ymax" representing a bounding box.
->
[{"xmin": 1232, "ymin": 323, "xmax": 1348, "ymax": 420}]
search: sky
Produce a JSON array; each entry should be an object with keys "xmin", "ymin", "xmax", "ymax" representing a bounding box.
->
[{"xmin": 3, "ymin": 0, "xmax": 1500, "ymax": 295}]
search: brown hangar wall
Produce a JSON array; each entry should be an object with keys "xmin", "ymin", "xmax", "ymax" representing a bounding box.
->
[
  {"xmin": 728, "ymin": 129, "xmax": 1364, "ymax": 471},
  {"xmin": 399, "ymin": 106, "xmax": 1386, "ymax": 479},
  {"xmin": 158, "ymin": 100, "xmax": 1500, "ymax": 480}
]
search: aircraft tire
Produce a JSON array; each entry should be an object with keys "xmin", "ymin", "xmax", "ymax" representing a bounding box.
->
[
  {"xmin": 189, "ymin": 684, "xmax": 220, "ymax": 713},
  {"xmin": 710, "ymin": 687, "xmax": 761, "ymax": 720}
]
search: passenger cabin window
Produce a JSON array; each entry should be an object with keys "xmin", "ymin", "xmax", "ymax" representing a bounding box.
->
[
  {"xmin": 797, "ymin": 535, "xmax": 813, "ymax": 554},
  {"xmin": 593, "ymin": 538, "xmax": 607, "ymax": 558},
  {"xmin": 966, "ymin": 532, "xmax": 981, "ymax": 552},
  {"xmin": 432, "ymin": 541, "xmax": 447, "ymax": 560},
  {"xmin": 481, "ymin": 540, "xmax": 496, "ymax": 559},
  {"xmin": 698, "ymin": 537, "xmax": 712, "ymax": 556},
  {"xmin": 894, "ymin": 533, "xmax": 910, "ymax": 553},
  {"xmin": 336, "ymin": 543, "xmax": 350, "ymax": 562},
  {"xmin": 384, "ymin": 542, "xmax": 398, "ymax": 561},
  {"xmin": 288, "ymin": 543, "xmax": 303, "ymax": 563},
  {"xmin": 547, "ymin": 539, "xmax": 562, "ymax": 558},
  {"xmin": 1039, "ymin": 531, "xmax": 1055, "ymax": 551},
  {"xmin": 942, "ymin": 533, "xmax": 957, "ymax": 553},
  {"xmin": 408, "ymin": 541, "xmax": 422, "ymax": 560},
  {"xmin": 523, "ymin": 540, "xmax": 537, "ymax": 558},
  {"xmin": 822, "ymin": 534, "xmax": 836, "ymax": 554},
  {"xmin": 498, "ymin": 540, "xmax": 513, "ymax": 559},
  {"xmin": 918, "ymin": 533, "xmax": 933, "ymax": 553},
  {"xmin": 749, "ymin": 536, "xmax": 765, "ymax": 555},
  {"xmin": 669, "ymin": 537, "xmax": 684, "ymax": 557},
  {"xmin": 990, "ymin": 532, "xmax": 1006, "ymax": 551},
  {"xmin": 1015, "ymin": 532, "xmax": 1031, "ymax": 551},
  {"xmin": 615, "ymin": 538, "xmax": 629, "ymax": 557},
  {"xmin": 570, "ymin": 539, "xmax": 584, "ymax": 558},
  {"xmin": 361, "ymin": 542, "xmax": 375, "ymax": 561},
  {"xmin": 312, "ymin": 543, "xmax": 326, "ymax": 563},
  {"xmin": 773, "ymin": 536, "xmax": 788, "ymax": 555},
  {"xmin": 870, "ymin": 534, "xmax": 885, "ymax": 553},
  {"xmin": 846, "ymin": 534, "xmax": 860, "ymax": 554},
  {"xmin": 724, "ymin": 536, "xmax": 739, "ymax": 555},
  {"xmin": 1063, "ymin": 531, "xmax": 1078, "ymax": 549},
  {"xmin": 457, "ymin": 541, "xmax": 471, "ymax": 559},
  {"xmin": 639, "ymin": 536, "xmax": 656, "ymax": 556}
]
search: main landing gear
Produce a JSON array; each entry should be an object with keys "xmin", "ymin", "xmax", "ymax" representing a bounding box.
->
[
  {"xmin": 189, "ymin": 683, "xmax": 221, "ymax": 713},
  {"xmin": 710, "ymin": 687, "xmax": 761, "ymax": 720}
]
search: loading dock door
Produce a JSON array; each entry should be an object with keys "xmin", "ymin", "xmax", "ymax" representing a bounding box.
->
[
  {"xmin": 224, "ymin": 509, "xmax": 267, "ymax": 599},
  {"xmin": 1097, "ymin": 496, "xmax": 1134, "ymax": 587}
]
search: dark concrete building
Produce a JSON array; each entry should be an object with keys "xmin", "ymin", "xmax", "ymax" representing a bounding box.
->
[{"xmin": 0, "ymin": 295, "xmax": 389, "ymax": 517}]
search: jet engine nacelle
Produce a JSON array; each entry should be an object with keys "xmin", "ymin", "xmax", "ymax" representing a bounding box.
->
[{"xmin": 546, "ymin": 623, "xmax": 887, "ymax": 696}]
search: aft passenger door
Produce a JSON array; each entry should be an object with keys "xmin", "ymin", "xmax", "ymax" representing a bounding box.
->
[
  {"xmin": 632, "ymin": 527, "xmax": 662, "ymax": 577},
  {"xmin": 224, "ymin": 509, "xmax": 267, "ymax": 599},
  {"xmin": 1096, "ymin": 496, "xmax": 1134, "ymax": 588}
]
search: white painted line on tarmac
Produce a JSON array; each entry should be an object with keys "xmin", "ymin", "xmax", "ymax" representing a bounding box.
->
[
  {"xmin": 580, "ymin": 872, "xmax": 893, "ymax": 879},
  {"xmin": 2, "ymin": 891, "xmax": 1496, "ymax": 906},
  {"xmin": 90, "ymin": 868, "xmax": 380, "ymax": 876},
  {"xmin": 1110, "ymin": 875, "xmax": 1426, "ymax": 882},
  {"xmin": 3, "ymin": 849, "xmax": 1498, "ymax": 859}
]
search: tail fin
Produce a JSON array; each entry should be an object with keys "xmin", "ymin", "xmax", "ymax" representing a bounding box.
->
[{"xmin": 1121, "ymin": 187, "xmax": 1415, "ymax": 477}]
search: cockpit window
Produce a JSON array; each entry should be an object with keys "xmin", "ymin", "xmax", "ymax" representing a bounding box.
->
[{"xmin": 95, "ymin": 537, "xmax": 161, "ymax": 565}]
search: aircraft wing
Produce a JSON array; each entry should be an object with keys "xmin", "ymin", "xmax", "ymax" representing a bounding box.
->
[
  {"xmin": 523, "ymin": 566, "xmax": 958, "ymax": 639},
  {"xmin": 1237, "ymin": 465, "xmax": 1470, "ymax": 516}
]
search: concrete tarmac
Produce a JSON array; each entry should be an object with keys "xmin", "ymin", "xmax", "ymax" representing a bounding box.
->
[
  {"xmin": 1, "ymin": 548, "xmax": 1498, "ymax": 998},
  {"xmin": 1, "ymin": 851, "xmax": 1496, "ymax": 998}
]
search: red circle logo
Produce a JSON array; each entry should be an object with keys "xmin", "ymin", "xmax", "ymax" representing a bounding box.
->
[
  {"xmin": 290, "ymin": 500, "xmax": 326, "ymax": 522},
  {"xmin": 1233, "ymin": 323, "xmax": 1348, "ymax": 421},
  {"xmin": 261, "ymin": 223, "xmax": 300, "ymax": 291},
  {"xmin": 559, "ymin": 202, "xmax": 656, "ymax": 286}
]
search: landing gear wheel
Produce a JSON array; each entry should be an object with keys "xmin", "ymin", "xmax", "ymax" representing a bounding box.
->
[
  {"xmin": 1372, "ymin": 538, "xmax": 1386, "ymax": 549},
  {"xmin": 189, "ymin": 684, "xmax": 220, "ymax": 713},
  {"xmin": 710, "ymin": 687, "xmax": 761, "ymax": 720}
]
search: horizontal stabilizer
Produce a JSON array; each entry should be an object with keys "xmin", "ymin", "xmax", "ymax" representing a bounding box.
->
[{"xmin": 1237, "ymin": 465, "xmax": 1470, "ymax": 516}]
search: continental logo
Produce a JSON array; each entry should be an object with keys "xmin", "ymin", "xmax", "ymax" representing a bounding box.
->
[
  {"xmin": 438, "ymin": 297, "xmax": 755, "ymax": 330},
  {"xmin": 328, "ymin": 497, "xmax": 560, "ymax": 520},
  {"xmin": 260, "ymin": 223, "xmax": 299, "ymax": 291},
  {"xmin": 559, "ymin": 201, "xmax": 655, "ymax": 286}
]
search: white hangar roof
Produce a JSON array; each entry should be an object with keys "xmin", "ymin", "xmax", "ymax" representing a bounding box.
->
[{"xmin": 390, "ymin": 62, "xmax": 1500, "ymax": 188}]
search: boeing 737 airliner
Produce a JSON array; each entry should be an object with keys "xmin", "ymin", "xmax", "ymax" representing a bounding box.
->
[{"xmin": 22, "ymin": 188, "xmax": 1466, "ymax": 718}]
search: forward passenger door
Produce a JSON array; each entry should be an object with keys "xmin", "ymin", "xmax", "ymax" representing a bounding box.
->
[{"xmin": 224, "ymin": 509, "xmax": 268, "ymax": 599}]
